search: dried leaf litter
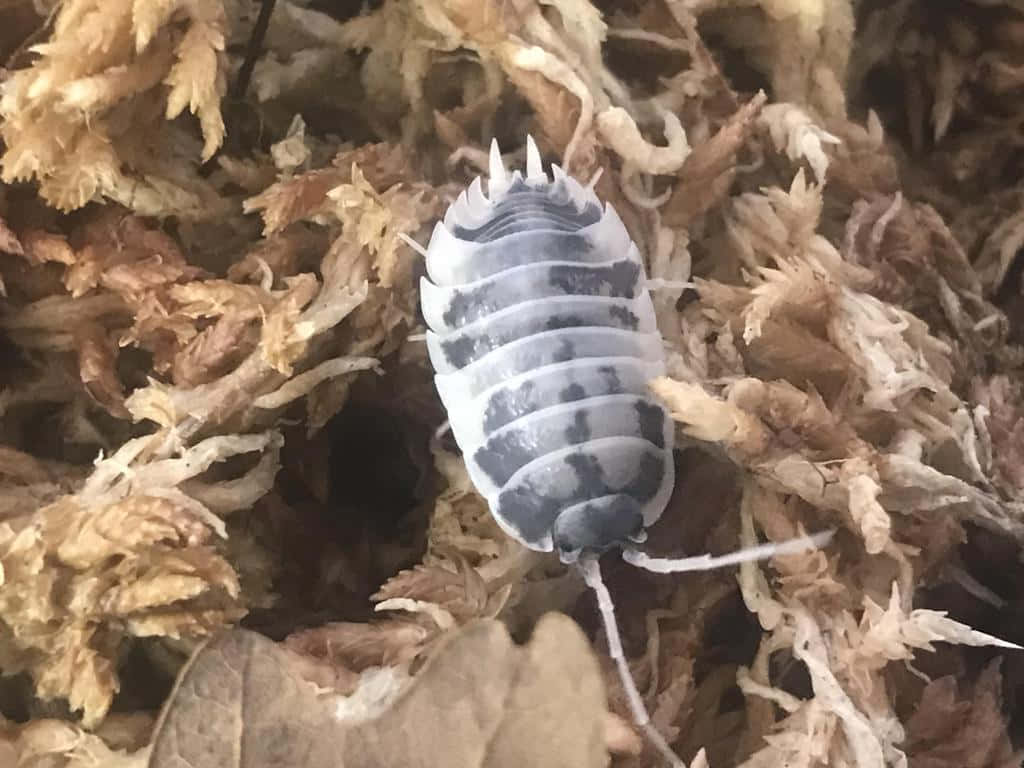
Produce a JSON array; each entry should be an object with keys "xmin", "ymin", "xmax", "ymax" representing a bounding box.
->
[{"xmin": 1, "ymin": 1, "xmax": 1024, "ymax": 767}]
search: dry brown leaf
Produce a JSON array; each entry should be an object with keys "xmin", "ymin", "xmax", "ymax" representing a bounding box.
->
[
  {"xmin": 905, "ymin": 659, "xmax": 1023, "ymax": 768},
  {"xmin": 149, "ymin": 615, "xmax": 609, "ymax": 768}
]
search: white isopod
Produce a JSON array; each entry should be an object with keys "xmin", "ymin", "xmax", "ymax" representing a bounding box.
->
[{"xmin": 408, "ymin": 136, "xmax": 834, "ymax": 767}]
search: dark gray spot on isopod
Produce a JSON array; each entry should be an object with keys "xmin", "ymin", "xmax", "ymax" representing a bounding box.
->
[
  {"xmin": 537, "ymin": 233, "xmax": 591, "ymax": 261},
  {"xmin": 441, "ymin": 334, "xmax": 483, "ymax": 369},
  {"xmin": 483, "ymin": 381, "xmax": 536, "ymax": 433},
  {"xmin": 564, "ymin": 411, "xmax": 591, "ymax": 443},
  {"xmin": 559, "ymin": 382, "xmax": 586, "ymax": 403},
  {"xmin": 627, "ymin": 452, "xmax": 665, "ymax": 502},
  {"xmin": 545, "ymin": 314, "xmax": 587, "ymax": 330},
  {"xmin": 495, "ymin": 483, "xmax": 561, "ymax": 543},
  {"xmin": 442, "ymin": 283, "xmax": 493, "ymax": 328},
  {"xmin": 494, "ymin": 443, "xmax": 666, "ymax": 545},
  {"xmin": 634, "ymin": 401, "xmax": 666, "ymax": 448},
  {"xmin": 597, "ymin": 365, "xmax": 623, "ymax": 394},
  {"xmin": 609, "ymin": 305, "xmax": 639, "ymax": 330},
  {"xmin": 473, "ymin": 429, "xmax": 537, "ymax": 487},
  {"xmin": 553, "ymin": 338, "xmax": 576, "ymax": 363},
  {"xmin": 564, "ymin": 451, "xmax": 604, "ymax": 491},
  {"xmin": 548, "ymin": 260, "xmax": 640, "ymax": 297}
]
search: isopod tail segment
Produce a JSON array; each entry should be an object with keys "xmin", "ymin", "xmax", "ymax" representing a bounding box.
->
[{"xmin": 418, "ymin": 134, "xmax": 838, "ymax": 768}]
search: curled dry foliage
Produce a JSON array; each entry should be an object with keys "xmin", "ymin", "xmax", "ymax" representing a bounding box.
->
[
  {"xmin": 0, "ymin": 431, "xmax": 276, "ymax": 726},
  {"xmin": 144, "ymin": 617, "xmax": 609, "ymax": 768},
  {"xmin": 904, "ymin": 659, "xmax": 1023, "ymax": 768},
  {"xmin": 0, "ymin": 123, "xmax": 440, "ymax": 725},
  {"xmin": 0, "ymin": 0, "xmax": 234, "ymax": 216},
  {"xmin": 1, "ymin": 0, "xmax": 1024, "ymax": 766}
]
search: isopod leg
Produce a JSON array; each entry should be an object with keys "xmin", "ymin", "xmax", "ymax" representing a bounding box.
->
[
  {"xmin": 643, "ymin": 278, "xmax": 695, "ymax": 292},
  {"xmin": 578, "ymin": 557, "xmax": 686, "ymax": 768},
  {"xmin": 622, "ymin": 528, "xmax": 836, "ymax": 573},
  {"xmin": 398, "ymin": 231, "xmax": 428, "ymax": 257}
]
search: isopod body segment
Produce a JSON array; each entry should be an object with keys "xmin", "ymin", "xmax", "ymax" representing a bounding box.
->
[
  {"xmin": 414, "ymin": 136, "xmax": 837, "ymax": 768},
  {"xmin": 420, "ymin": 137, "xmax": 675, "ymax": 563}
]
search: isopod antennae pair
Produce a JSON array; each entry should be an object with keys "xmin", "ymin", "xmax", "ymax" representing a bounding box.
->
[{"xmin": 410, "ymin": 135, "xmax": 835, "ymax": 768}]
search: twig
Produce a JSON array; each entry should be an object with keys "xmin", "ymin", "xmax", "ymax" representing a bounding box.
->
[{"xmin": 232, "ymin": 0, "xmax": 277, "ymax": 99}]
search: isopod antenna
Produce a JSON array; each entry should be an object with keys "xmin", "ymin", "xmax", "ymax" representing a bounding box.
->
[
  {"xmin": 623, "ymin": 528, "xmax": 836, "ymax": 573},
  {"xmin": 578, "ymin": 528, "xmax": 836, "ymax": 768},
  {"xmin": 579, "ymin": 556, "xmax": 686, "ymax": 768}
]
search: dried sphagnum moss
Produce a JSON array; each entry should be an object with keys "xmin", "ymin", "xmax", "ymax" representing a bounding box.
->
[
  {"xmin": 0, "ymin": 0, "xmax": 235, "ymax": 217},
  {"xmin": 2, "ymin": 0, "xmax": 1024, "ymax": 766}
]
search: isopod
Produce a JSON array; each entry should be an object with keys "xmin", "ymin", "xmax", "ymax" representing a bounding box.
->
[{"xmin": 410, "ymin": 136, "xmax": 833, "ymax": 767}]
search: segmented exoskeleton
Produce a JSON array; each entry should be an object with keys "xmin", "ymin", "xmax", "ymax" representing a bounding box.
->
[
  {"xmin": 421, "ymin": 137, "xmax": 675, "ymax": 562},
  {"xmin": 411, "ymin": 136, "xmax": 833, "ymax": 768}
]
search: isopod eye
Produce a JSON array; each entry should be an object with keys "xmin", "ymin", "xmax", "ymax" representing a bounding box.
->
[{"xmin": 552, "ymin": 494, "xmax": 645, "ymax": 562}]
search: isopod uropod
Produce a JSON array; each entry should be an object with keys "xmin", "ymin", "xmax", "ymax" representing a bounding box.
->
[{"xmin": 410, "ymin": 136, "xmax": 833, "ymax": 768}]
